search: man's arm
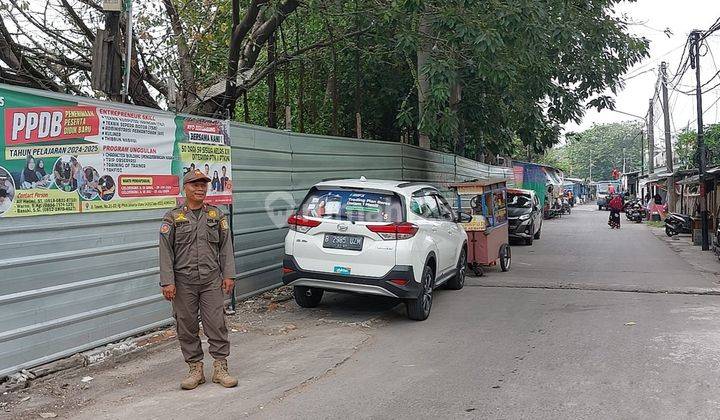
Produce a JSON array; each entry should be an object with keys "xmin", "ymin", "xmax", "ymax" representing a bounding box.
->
[
  {"xmin": 159, "ymin": 213, "xmax": 176, "ymax": 288},
  {"xmin": 218, "ymin": 212, "xmax": 237, "ymax": 293}
]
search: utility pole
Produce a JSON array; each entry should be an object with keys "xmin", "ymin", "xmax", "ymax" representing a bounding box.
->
[
  {"xmin": 691, "ymin": 30, "xmax": 709, "ymax": 250},
  {"xmin": 640, "ymin": 130, "xmax": 645, "ymax": 176},
  {"xmin": 647, "ymin": 99, "xmax": 655, "ymax": 173},
  {"xmin": 661, "ymin": 61, "xmax": 676, "ymax": 212}
]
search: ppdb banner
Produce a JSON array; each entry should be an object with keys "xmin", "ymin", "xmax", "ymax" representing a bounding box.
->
[{"xmin": 0, "ymin": 86, "xmax": 232, "ymax": 217}]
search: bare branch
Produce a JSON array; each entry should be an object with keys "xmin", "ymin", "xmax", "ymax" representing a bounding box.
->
[
  {"xmin": 162, "ymin": 0, "xmax": 196, "ymax": 104},
  {"xmin": 60, "ymin": 0, "xmax": 95, "ymax": 42},
  {"xmin": 76, "ymin": 0, "xmax": 102, "ymax": 13},
  {"xmin": 0, "ymin": 16, "xmax": 62, "ymax": 91}
]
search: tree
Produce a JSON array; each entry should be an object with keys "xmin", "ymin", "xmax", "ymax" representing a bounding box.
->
[
  {"xmin": 0, "ymin": 0, "xmax": 649, "ymax": 158},
  {"xmin": 558, "ymin": 122, "xmax": 644, "ymax": 180},
  {"xmin": 675, "ymin": 124, "xmax": 720, "ymax": 170},
  {"xmin": 384, "ymin": 0, "xmax": 649, "ymax": 156}
]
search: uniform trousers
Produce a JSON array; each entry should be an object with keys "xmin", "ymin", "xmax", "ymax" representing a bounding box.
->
[{"xmin": 172, "ymin": 280, "xmax": 230, "ymax": 362}]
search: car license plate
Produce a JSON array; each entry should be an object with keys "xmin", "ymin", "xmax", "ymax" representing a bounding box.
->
[{"xmin": 323, "ymin": 234, "xmax": 364, "ymax": 251}]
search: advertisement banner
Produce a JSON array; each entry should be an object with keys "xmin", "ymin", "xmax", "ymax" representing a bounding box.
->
[{"xmin": 0, "ymin": 87, "xmax": 232, "ymax": 217}]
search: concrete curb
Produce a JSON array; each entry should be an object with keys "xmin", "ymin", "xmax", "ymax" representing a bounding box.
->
[{"xmin": 467, "ymin": 280, "xmax": 720, "ymax": 296}]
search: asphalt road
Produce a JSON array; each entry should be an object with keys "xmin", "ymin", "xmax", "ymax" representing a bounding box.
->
[
  {"xmin": 255, "ymin": 205, "xmax": 720, "ymax": 419},
  {"xmin": 7, "ymin": 204, "xmax": 720, "ymax": 419}
]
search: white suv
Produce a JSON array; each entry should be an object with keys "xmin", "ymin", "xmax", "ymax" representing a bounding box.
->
[{"xmin": 282, "ymin": 178, "xmax": 471, "ymax": 320}]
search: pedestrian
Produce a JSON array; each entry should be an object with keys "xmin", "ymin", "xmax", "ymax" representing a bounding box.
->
[
  {"xmin": 608, "ymin": 194, "xmax": 623, "ymax": 229},
  {"xmin": 653, "ymin": 192, "xmax": 663, "ymax": 205},
  {"xmin": 159, "ymin": 169, "xmax": 238, "ymax": 390}
]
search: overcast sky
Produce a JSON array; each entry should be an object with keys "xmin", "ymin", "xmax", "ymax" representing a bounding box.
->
[{"xmin": 563, "ymin": 0, "xmax": 720, "ymax": 136}]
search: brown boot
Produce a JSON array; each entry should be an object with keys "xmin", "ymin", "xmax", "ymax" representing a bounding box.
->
[
  {"xmin": 212, "ymin": 359, "xmax": 238, "ymax": 388},
  {"xmin": 180, "ymin": 361, "xmax": 205, "ymax": 390}
]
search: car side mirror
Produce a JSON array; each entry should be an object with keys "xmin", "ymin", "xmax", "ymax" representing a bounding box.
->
[{"xmin": 457, "ymin": 212, "xmax": 473, "ymax": 223}]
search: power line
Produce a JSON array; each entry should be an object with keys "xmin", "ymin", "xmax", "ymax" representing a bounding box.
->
[
  {"xmin": 683, "ymin": 91, "xmax": 720, "ymax": 129},
  {"xmin": 624, "ymin": 40, "xmax": 690, "ymax": 80},
  {"xmin": 672, "ymin": 69, "xmax": 720, "ymax": 95}
]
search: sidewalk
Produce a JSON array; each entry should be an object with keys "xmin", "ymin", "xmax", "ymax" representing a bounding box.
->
[
  {"xmin": 647, "ymin": 225, "xmax": 720, "ymax": 280},
  {"xmin": 0, "ymin": 289, "xmax": 397, "ymax": 419}
]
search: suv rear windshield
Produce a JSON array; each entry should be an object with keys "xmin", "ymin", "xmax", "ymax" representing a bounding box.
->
[
  {"xmin": 299, "ymin": 188, "xmax": 403, "ymax": 222},
  {"xmin": 507, "ymin": 192, "xmax": 532, "ymax": 208}
]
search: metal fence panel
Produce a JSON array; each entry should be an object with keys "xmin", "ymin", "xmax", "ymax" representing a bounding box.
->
[
  {"xmin": 0, "ymin": 208, "xmax": 171, "ymax": 376},
  {"xmin": 230, "ymin": 125, "xmax": 292, "ymax": 297},
  {"xmin": 0, "ymin": 91, "xmax": 510, "ymax": 376}
]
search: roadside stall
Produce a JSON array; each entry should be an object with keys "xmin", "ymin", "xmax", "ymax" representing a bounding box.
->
[{"xmin": 449, "ymin": 179, "xmax": 511, "ymax": 276}]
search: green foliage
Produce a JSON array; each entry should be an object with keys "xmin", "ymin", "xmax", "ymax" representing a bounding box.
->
[
  {"xmin": 213, "ymin": 0, "xmax": 648, "ymax": 153},
  {"xmin": 385, "ymin": 0, "xmax": 649, "ymax": 155},
  {"xmin": 559, "ymin": 122, "xmax": 644, "ymax": 180},
  {"xmin": 2, "ymin": 0, "xmax": 649, "ymax": 156},
  {"xmin": 675, "ymin": 124, "xmax": 720, "ymax": 169},
  {"xmin": 537, "ymin": 147, "xmax": 570, "ymax": 174}
]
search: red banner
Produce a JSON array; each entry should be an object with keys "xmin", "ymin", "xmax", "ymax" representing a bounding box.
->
[{"xmin": 5, "ymin": 106, "xmax": 99, "ymax": 145}]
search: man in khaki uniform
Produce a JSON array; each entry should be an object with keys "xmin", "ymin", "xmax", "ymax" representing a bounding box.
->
[{"xmin": 159, "ymin": 169, "xmax": 238, "ymax": 390}]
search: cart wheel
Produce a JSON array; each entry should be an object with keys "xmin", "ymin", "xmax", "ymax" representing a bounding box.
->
[
  {"xmin": 471, "ymin": 263, "xmax": 483, "ymax": 277},
  {"xmin": 499, "ymin": 244, "xmax": 511, "ymax": 272}
]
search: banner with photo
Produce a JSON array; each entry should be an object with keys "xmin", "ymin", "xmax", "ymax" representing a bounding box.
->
[{"xmin": 0, "ymin": 86, "xmax": 232, "ymax": 217}]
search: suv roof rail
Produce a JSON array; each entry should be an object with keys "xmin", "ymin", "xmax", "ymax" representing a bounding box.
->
[
  {"xmin": 396, "ymin": 181, "xmax": 435, "ymax": 188},
  {"xmin": 320, "ymin": 177, "xmax": 351, "ymax": 182}
]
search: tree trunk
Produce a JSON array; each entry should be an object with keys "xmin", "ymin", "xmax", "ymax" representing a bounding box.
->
[
  {"xmin": 417, "ymin": 12, "xmax": 431, "ymax": 149},
  {"xmin": 281, "ymin": 24, "xmax": 291, "ymax": 130},
  {"xmin": 475, "ymin": 133, "xmax": 485, "ymax": 163},
  {"xmin": 296, "ymin": 18, "xmax": 304, "ymax": 132},
  {"xmin": 329, "ymin": 34, "xmax": 339, "ymax": 136},
  {"xmin": 354, "ymin": 0, "xmax": 362, "ymax": 138},
  {"xmin": 450, "ymin": 82, "xmax": 463, "ymax": 154},
  {"xmin": 267, "ymin": 32, "xmax": 277, "ymax": 128},
  {"xmin": 242, "ymin": 89, "xmax": 250, "ymax": 123}
]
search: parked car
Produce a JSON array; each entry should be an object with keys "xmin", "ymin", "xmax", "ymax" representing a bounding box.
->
[
  {"xmin": 282, "ymin": 177, "xmax": 471, "ymax": 321},
  {"xmin": 507, "ymin": 188, "xmax": 542, "ymax": 245}
]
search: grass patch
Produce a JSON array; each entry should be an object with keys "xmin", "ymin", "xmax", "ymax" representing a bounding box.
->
[{"xmin": 646, "ymin": 220, "xmax": 665, "ymax": 228}]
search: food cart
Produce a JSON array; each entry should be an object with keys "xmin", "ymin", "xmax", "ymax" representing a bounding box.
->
[{"xmin": 449, "ymin": 179, "xmax": 511, "ymax": 276}]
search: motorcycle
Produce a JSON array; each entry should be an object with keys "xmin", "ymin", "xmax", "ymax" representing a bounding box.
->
[
  {"xmin": 561, "ymin": 197, "xmax": 571, "ymax": 215},
  {"xmin": 665, "ymin": 212, "xmax": 692, "ymax": 237},
  {"xmin": 625, "ymin": 200, "xmax": 646, "ymax": 223}
]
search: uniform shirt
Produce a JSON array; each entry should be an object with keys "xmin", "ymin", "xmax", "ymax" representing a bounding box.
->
[{"xmin": 159, "ymin": 204, "xmax": 236, "ymax": 286}]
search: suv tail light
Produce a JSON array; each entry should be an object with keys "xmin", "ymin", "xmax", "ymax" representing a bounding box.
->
[
  {"xmin": 287, "ymin": 213, "xmax": 321, "ymax": 233},
  {"xmin": 366, "ymin": 222, "xmax": 418, "ymax": 240}
]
